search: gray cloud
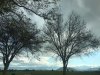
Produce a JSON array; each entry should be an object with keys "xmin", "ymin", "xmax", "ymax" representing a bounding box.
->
[{"xmin": 59, "ymin": 0, "xmax": 100, "ymax": 37}]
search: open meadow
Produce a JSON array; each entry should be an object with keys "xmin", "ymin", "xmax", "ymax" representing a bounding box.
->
[{"xmin": 0, "ymin": 71, "xmax": 100, "ymax": 75}]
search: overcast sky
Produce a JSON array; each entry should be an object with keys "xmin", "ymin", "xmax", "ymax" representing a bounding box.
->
[{"xmin": 0, "ymin": 0, "xmax": 100, "ymax": 70}]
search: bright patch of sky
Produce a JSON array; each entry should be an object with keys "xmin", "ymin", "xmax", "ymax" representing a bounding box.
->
[{"xmin": 68, "ymin": 50, "xmax": 100, "ymax": 67}]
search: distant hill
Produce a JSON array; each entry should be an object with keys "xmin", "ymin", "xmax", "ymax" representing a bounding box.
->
[
  {"xmin": 88, "ymin": 68, "xmax": 100, "ymax": 71},
  {"xmin": 57, "ymin": 66, "xmax": 100, "ymax": 71},
  {"xmin": 57, "ymin": 67, "xmax": 76, "ymax": 71},
  {"xmin": 69, "ymin": 65, "xmax": 100, "ymax": 71}
]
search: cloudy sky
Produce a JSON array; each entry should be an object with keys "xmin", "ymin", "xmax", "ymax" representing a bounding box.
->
[{"xmin": 0, "ymin": 0, "xmax": 100, "ymax": 70}]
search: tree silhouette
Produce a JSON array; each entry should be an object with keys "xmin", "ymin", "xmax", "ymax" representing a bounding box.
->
[
  {"xmin": 0, "ymin": 14, "xmax": 42, "ymax": 75},
  {"xmin": 43, "ymin": 11, "xmax": 100, "ymax": 75}
]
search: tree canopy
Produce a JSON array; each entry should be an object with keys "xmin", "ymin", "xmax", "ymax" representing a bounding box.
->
[
  {"xmin": 43, "ymin": 11, "xmax": 100, "ymax": 75},
  {"xmin": 0, "ymin": 13, "xmax": 42, "ymax": 75},
  {"xmin": 0, "ymin": 0, "xmax": 59, "ymax": 18}
]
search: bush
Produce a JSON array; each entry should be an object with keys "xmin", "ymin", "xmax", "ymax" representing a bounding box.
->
[
  {"xmin": 33, "ymin": 70, "xmax": 35, "ymax": 71},
  {"xmin": 51, "ymin": 69, "xmax": 53, "ymax": 71},
  {"xmin": 67, "ymin": 70, "xmax": 69, "ymax": 72},
  {"xmin": 12, "ymin": 73, "xmax": 15, "ymax": 75}
]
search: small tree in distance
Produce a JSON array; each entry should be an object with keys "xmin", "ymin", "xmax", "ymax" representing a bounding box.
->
[
  {"xmin": 43, "ymin": 11, "xmax": 100, "ymax": 75},
  {"xmin": 0, "ymin": 14, "xmax": 42, "ymax": 75}
]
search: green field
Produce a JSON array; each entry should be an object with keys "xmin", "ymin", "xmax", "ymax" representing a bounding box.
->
[{"xmin": 0, "ymin": 71, "xmax": 100, "ymax": 75}]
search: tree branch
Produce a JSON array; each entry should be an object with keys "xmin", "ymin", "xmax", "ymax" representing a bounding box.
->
[{"xmin": 11, "ymin": 0, "xmax": 44, "ymax": 18}]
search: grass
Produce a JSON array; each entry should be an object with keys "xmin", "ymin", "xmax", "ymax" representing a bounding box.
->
[{"xmin": 0, "ymin": 71, "xmax": 100, "ymax": 75}]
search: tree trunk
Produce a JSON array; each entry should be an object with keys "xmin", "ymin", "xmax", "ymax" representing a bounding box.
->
[
  {"xmin": 63, "ymin": 61, "xmax": 67, "ymax": 75},
  {"xmin": 3, "ymin": 64, "xmax": 9, "ymax": 75}
]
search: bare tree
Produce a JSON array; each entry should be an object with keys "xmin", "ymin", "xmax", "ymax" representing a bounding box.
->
[
  {"xmin": 43, "ymin": 11, "xmax": 100, "ymax": 75},
  {"xmin": 0, "ymin": 14, "xmax": 42, "ymax": 75}
]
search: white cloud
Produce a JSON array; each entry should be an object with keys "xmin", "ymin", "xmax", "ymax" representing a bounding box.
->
[
  {"xmin": 10, "ymin": 62, "xmax": 20, "ymax": 66},
  {"xmin": 0, "ymin": 61, "xmax": 3, "ymax": 64},
  {"xmin": 5, "ymin": 55, "xmax": 62, "ymax": 68},
  {"xmin": 68, "ymin": 64, "xmax": 100, "ymax": 68}
]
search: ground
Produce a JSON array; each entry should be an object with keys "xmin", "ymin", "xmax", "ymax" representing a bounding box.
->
[{"xmin": 0, "ymin": 71, "xmax": 100, "ymax": 75}]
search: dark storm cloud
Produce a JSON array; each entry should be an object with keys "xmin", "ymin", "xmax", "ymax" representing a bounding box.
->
[
  {"xmin": 83, "ymin": 0, "xmax": 100, "ymax": 16},
  {"xmin": 81, "ymin": 0, "xmax": 100, "ymax": 37},
  {"xmin": 60, "ymin": 0, "xmax": 100, "ymax": 37}
]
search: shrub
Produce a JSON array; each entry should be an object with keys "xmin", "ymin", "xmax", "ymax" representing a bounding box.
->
[{"xmin": 12, "ymin": 73, "xmax": 15, "ymax": 75}]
